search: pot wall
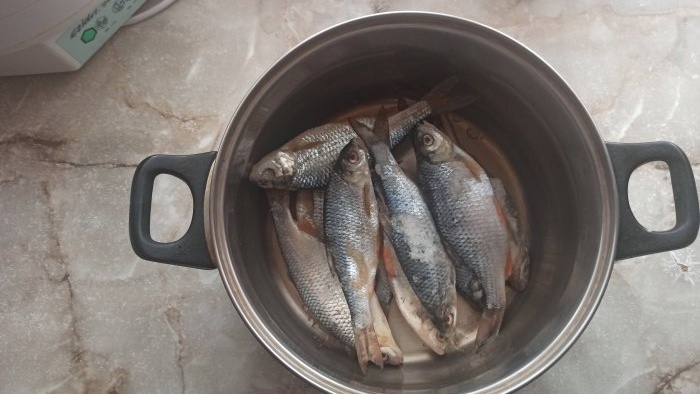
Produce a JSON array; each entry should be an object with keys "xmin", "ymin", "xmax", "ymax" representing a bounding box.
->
[{"xmin": 211, "ymin": 14, "xmax": 617, "ymax": 393}]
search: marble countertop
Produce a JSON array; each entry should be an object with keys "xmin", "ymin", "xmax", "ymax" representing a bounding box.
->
[{"xmin": 1, "ymin": 1, "xmax": 699, "ymax": 393}]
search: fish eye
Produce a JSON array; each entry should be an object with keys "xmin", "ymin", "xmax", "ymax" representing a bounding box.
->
[
  {"xmin": 446, "ymin": 312, "xmax": 455, "ymax": 327},
  {"xmin": 422, "ymin": 134, "xmax": 435, "ymax": 146},
  {"xmin": 262, "ymin": 168, "xmax": 275, "ymax": 179},
  {"xmin": 436, "ymin": 332, "xmax": 447, "ymax": 343},
  {"xmin": 348, "ymin": 150, "xmax": 359, "ymax": 164}
]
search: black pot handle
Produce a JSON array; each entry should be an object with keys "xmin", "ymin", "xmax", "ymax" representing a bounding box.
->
[
  {"xmin": 606, "ymin": 142, "xmax": 699, "ymax": 260},
  {"xmin": 129, "ymin": 152, "xmax": 217, "ymax": 269}
]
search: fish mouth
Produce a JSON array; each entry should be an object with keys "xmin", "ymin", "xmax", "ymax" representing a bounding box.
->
[{"xmin": 250, "ymin": 151, "xmax": 296, "ymax": 188}]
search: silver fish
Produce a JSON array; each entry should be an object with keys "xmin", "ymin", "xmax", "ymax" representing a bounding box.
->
[
  {"xmin": 415, "ymin": 121, "xmax": 509, "ymax": 349},
  {"xmin": 381, "ymin": 233, "xmax": 447, "ymax": 355},
  {"xmin": 250, "ymin": 78, "xmax": 476, "ymax": 189},
  {"xmin": 267, "ymin": 190, "xmax": 354, "ymax": 348},
  {"xmin": 324, "ymin": 138, "xmax": 384, "ymax": 373},
  {"xmin": 292, "ymin": 189, "xmax": 402, "ymax": 365},
  {"xmin": 351, "ymin": 110, "xmax": 458, "ymax": 335}
]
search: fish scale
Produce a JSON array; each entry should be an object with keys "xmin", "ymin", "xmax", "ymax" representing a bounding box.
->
[
  {"xmin": 250, "ymin": 77, "xmax": 477, "ymax": 190},
  {"xmin": 377, "ymin": 163, "xmax": 456, "ymax": 325},
  {"xmin": 324, "ymin": 139, "xmax": 384, "ymax": 372},
  {"xmin": 288, "ymin": 108, "xmax": 430, "ymax": 189},
  {"xmin": 350, "ymin": 113, "xmax": 458, "ymax": 335},
  {"xmin": 418, "ymin": 161, "xmax": 507, "ymax": 310},
  {"xmin": 267, "ymin": 191, "xmax": 355, "ymax": 348},
  {"xmin": 325, "ymin": 173, "xmax": 377, "ymax": 326}
]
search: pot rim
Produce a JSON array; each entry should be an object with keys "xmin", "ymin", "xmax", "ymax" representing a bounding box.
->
[{"xmin": 207, "ymin": 11, "xmax": 619, "ymax": 393}]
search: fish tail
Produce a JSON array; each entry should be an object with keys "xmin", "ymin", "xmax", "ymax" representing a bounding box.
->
[
  {"xmin": 370, "ymin": 292, "xmax": 403, "ymax": 366},
  {"xmin": 353, "ymin": 325, "xmax": 384, "ymax": 373},
  {"xmin": 349, "ymin": 110, "xmax": 394, "ymax": 166},
  {"xmin": 475, "ymin": 307, "xmax": 505, "ymax": 351},
  {"xmin": 422, "ymin": 76, "xmax": 478, "ymax": 115},
  {"xmin": 349, "ymin": 118, "xmax": 378, "ymax": 145}
]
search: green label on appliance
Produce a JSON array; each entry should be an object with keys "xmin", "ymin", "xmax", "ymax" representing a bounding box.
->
[{"xmin": 56, "ymin": 0, "xmax": 148, "ymax": 64}]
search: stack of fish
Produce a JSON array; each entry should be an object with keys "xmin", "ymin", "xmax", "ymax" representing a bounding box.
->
[{"xmin": 250, "ymin": 78, "xmax": 530, "ymax": 373}]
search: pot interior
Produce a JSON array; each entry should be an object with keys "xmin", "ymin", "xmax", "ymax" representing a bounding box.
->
[{"xmin": 215, "ymin": 13, "xmax": 616, "ymax": 393}]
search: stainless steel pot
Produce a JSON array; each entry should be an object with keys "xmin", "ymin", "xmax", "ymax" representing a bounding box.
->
[{"xmin": 128, "ymin": 12, "xmax": 700, "ymax": 393}]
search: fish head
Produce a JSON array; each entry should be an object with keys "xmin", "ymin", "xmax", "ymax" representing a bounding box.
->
[
  {"xmin": 249, "ymin": 150, "xmax": 297, "ymax": 189},
  {"xmin": 337, "ymin": 138, "xmax": 370, "ymax": 183},
  {"xmin": 414, "ymin": 121, "xmax": 454, "ymax": 164},
  {"xmin": 434, "ymin": 303, "xmax": 458, "ymax": 334},
  {"xmin": 424, "ymin": 321, "xmax": 449, "ymax": 355}
]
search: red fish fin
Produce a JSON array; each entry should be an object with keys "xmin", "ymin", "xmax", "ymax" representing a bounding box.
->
[
  {"xmin": 294, "ymin": 190, "xmax": 320, "ymax": 237},
  {"xmin": 504, "ymin": 249, "xmax": 514, "ymax": 278},
  {"xmin": 506, "ymin": 241, "xmax": 529, "ymax": 292},
  {"xmin": 381, "ymin": 235, "xmax": 398, "ymax": 279},
  {"xmin": 493, "ymin": 196, "xmax": 509, "ymax": 228},
  {"xmin": 362, "ymin": 183, "xmax": 375, "ymax": 218},
  {"xmin": 295, "ymin": 216, "xmax": 318, "ymax": 237}
]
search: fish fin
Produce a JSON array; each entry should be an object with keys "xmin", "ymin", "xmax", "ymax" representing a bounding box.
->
[
  {"xmin": 374, "ymin": 107, "xmax": 391, "ymax": 145},
  {"xmin": 362, "ymin": 183, "xmax": 375, "ymax": 219},
  {"xmin": 450, "ymin": 247, "xmax": 486, "ymax": 309},
  {"xmin": 455, "ymin": 146, "xmax": 487, "ymax": 179},
  {"xmin": 324, "ymin": 246, "xmax": 339, "ymax": 281},
  {"xmin": 475, "ymin": 307, "xmax": 505, "ymax": 351},
  {"xmin": 369, "ymin": 292, "xmax": 403, "ymax": 366},
  {"xmin": 381, "ymin": 235, "xmax": 398, "ymax": 279},
  {"xmin": 504, "ymin": 248, "xmax": 514, "ymax": 278},
  {"xmin": 493, "ymin": 196, "xmax": 510, "ymax": 229},
  {"xmin": 506, "ymin": 240, "xmax": 530, "ymax": 292},
  {"xmin": 295, "ymin": 215, "xmax": 318, "ymax": 237},
  {"xmin": 349, "ymin": 117, "xmax": 381, "ymax": 147},
  {"xmin": 491, "ymin": 178, "xmax": 520, "ymax": 238},
  {"xmin": 422, "ymin": 77, "xmax": 478, "ymax": 115},
  {"xmin": 354, "ymin": 325, "xmax": 384, "ymax": 373},
  {"xmin": 376, "ymin": 209, "xmax": 392, "ymax": 238},
  {"xmin": 350, "ymin": 116, "xmax": 394, "ymax": 169},
  {"xmin": 375, "ymin": 258, "xmax": 394, "ymax": 314},
  {"xmin": 494, "ymin": 195, "xmax": 530, "ymax": 289},
  {"xmin": 294, "ymin": 190, "xmax": 320, "ymax": 237}
]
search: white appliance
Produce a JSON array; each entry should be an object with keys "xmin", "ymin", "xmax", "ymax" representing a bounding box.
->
[{"xmin": 0, "ymin": 0, "xmax": 149, "ymax": 76}]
